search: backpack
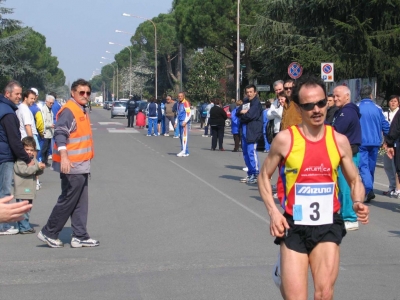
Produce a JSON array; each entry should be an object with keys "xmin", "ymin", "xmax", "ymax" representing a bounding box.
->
[
  {"xmin": 200, "ymin": 103, "xmax": 208, "ymax": 118},
  {"xmin": 266, "ymin": 121, "xmax": 274, "ymax": 144}
]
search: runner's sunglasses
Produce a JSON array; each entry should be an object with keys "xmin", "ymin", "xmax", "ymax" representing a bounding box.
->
[{"xmin": 298, "ymin": 98, "xmax": 327, "ymax": 111}]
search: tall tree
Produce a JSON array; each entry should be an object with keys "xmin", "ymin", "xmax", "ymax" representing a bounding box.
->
[
  {"xmin": 250, "ymin": 0, "xmax": 400, "ymax": 94},
  {"xmin": 185, "ymin": 48, "xmax": 227, "ymax": 103},
  {"xmin": 173, "ymin": 0, "xmax": 263, "ymax": 88},
  {"xmin": 132, "ymin": 12, "xmax": 183, "ymax": 95}
]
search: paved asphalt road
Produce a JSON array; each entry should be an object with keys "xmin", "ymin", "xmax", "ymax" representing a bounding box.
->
[{"xmin": 1, "ymin": 108, "xmax": 399, "ymax": 300}]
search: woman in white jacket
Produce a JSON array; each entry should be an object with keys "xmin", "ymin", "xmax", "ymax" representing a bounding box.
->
[{"xmin": 267, "ymin": 92, "xmax": 286, "ymax": 137}]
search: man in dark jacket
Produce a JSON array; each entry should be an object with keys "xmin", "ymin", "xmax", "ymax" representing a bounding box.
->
[
  {"xmin": 0, "ymin": 80, "xmax": 33, "ymax": 235},
  {"xmin": 325, "ymin": 94, "xmax": 339, "ymax": 124},
  {"xmin": 385, "ymin": 108, "xmax": 400, "ymax": 210},
  {"xmin": 236, "ymin": 84, "xmax": 263, "ymax": 184},
  {"xmin": 332, "ymin": 85, "xmax": 362, "ymax": 231},
  {"xmin": 125, "ymin": 97, "xmax": 136, "ymax": 127}
]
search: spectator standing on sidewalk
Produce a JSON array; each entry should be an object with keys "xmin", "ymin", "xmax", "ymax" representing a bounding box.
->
[
  {"xmin": 0, "ymin": 81, "xmax": 33, "ymax": 235},
  {"xmin": 262, "ymin": 101, "xmax": 271, "ymax": 153},
  {"xmin": 236, "ymin": 84, "xmax": 263, "ymax": 184},
  {"xmin": 14, "ymin": 136, "xmax": 45, "ymax": 234},
  {"xmin": 382, "ymin": 95, "xmax": 400, "ymax": 197},
  {"xmin": 146, "ymin": 98, "xmax": 158, "ymax": 136},
  {"xmin": 164, "ymin": 95, "xmax": 175, "ymax": 136},
  {"xmin": 331, "ymin": 85, "xmax": 362, "ymax": 231},
  {"xmin": 209, "ymin": 99, "xmax": 227, "ymax": 151},
  {"xmin": 202, "ymin": 99, "xmax": 214, "ymax": 137},
  {"xmin": 358, "ymin": 85, "xmax": 390, "ymax": 202},
  {"xmin": 231, "ymin": 100, "xmax": 242, "ymax": 152},
  {"xmin": 41, "ymin": 95, "xmax": 55, "ymax": 166}
]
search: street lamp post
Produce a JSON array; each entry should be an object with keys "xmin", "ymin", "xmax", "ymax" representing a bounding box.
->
[
  {"xmin": 109, "ymin": 42, "xmax": 132, "ymax": 97},
  {"xmin": 100, "ymin": 61, "xmax": 115, "ymax": 97},
  {"xmin": 100, "ymin": 60, "xmax": 118, "ymax": 100},
  {"xmin": 236, "ymin": 0, "xmax": 240, "ymax": 101},
  {"xmin": 122, "ymin": 13, "xmax": 157, "ymax": 99}
]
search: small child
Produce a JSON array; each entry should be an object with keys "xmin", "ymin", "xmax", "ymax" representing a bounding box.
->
[
  {"xmin": 14, "ymin": 136, "xmax": 45, "ymax": 234},
  {"xmin": 136, "ymin": 109, "xmax": 146, "ymax": 129},
  {"xmin": 231, "ymin": 100, "xmax": 242, "ymax": 152}
]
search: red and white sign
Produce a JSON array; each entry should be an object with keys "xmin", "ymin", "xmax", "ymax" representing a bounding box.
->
[
  {"xmin": 321, "ymin": 63, "xmax": 334, "ymax": 82},
  {"xmin": 288, "ymin": 62, "xmax": 303, "ymax": 79}
]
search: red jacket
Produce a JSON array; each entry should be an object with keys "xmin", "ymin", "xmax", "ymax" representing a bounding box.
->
[{"xmin": 136, "ymin": 112, "xmax": 146, "ymax": 127}]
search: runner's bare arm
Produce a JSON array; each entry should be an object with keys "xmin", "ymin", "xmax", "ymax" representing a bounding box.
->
[
  {"xmin": 335, "ymin": 131, "xmax": 369, "ymax": 224},
  {"xmin": 258, "ymin": 130, "xmax": 291, "ymax": 237}
]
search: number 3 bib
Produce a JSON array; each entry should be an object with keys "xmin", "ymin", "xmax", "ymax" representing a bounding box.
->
[{"xmin": 293, "ymin": 182, "xmax": 334, "ymax": 225}]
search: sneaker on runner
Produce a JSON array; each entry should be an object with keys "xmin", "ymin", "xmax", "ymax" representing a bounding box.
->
[
  {"xmin": 71, "ymin": 237, "xmax": 99, "ymax": 248},
  {"xmin": 345, "ymin": 221, "xmax": 359, "ymax": 231},
  {"xmin": 242, "ymin": 167, "xmax": 248, "ymax": 172},
  {"xmin": 0, "ymin": 225, "xmax": 19, "ymax": 235},
  {"xmin": 37, "ymin": 231, "xmax": 64, "ymax": 248},
  {"xmin": 272, "ymin": 252, "xmax": 282, "ymax": 289}
]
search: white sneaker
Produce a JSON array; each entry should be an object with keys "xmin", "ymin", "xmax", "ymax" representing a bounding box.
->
[
  {"xmin": 71, "ymin": 237, "xmax": 99, "ymax": 248},
  {"xmin": 202, "ymin": 135, "xmax": 208, "ymax": 137},
  {"xmin": 48, "ymin": 155, "xmax": 52, "ymax": 160},
  {"xmin": 345, "ymin": 221, "xmax": 359, "ymax": 231},
  {"xmin": 164, "ymin": 134, "xmax": 169, "ymax": 136},
  {"xmin": 36, "ymin": 183, "xmax": 41, "ymax": 191},
  {"xmin": 146, "ymin": 134, "xmax": 151, "ymax": 136},
  {"xmin": 173, "ymin": 136, "xmax": 179, "ymax": 138},
  {"xmin": 272, "ymin": 252, "xmax": 282, "ymax": 289},
  {"xmin": 240, "ymin": 176, "xmax": 250, "ymax": 183},
  {"xmin": 242, "ymin": 167, "xmax": 248, "ymax": 172},
  {"xmin": 0, "ymin": 225, "xmax": 19, "ymax": 235},
  {"xmin": 177, "ymin": 151, "xmax": 186, "ymax": 157}
]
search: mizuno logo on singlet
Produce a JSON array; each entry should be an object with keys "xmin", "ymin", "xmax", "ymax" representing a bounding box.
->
[{"xmin": 296, "ymin": 184, "xmax": 333, "ymax": 195}]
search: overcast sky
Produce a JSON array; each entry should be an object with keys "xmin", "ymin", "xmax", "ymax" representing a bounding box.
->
[{"xmin": 10, "ymin": 0, "xmax": 172, "ymax": 85}]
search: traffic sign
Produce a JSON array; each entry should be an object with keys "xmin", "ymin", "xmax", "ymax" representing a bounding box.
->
[
  {"xmin": 256, "ymin": 85, "xmax": 270, "ymax": 92},
  {"xmin": 321, "ymin": 63, "xmax": 334, "ymax": 82},
  {"xmin": 288, "ymin": 62, "xmax": 303, "ymax": 79}
]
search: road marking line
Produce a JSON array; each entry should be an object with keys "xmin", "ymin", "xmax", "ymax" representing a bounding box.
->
[
  {"xmin": 374, "ymin": 181, "xmax": 388, "ymax": 187},
  {"xmin": 170, "ymin": 160, "xmax": 270, "ymax": 224}
]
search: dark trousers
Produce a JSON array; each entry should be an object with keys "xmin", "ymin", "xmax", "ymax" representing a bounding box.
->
[
  {"xmin": 127, "ymin": 112, "xmax": 135, "ymax": 127},
  {"xmin": 200, "ymin": 117, "xmax": 206, "ymax": 128},
  {"xmin": 233, "ymin": 133, "xmax": 241, "ymax": 151},
  {"xmin": 211, "ymin": 125, "xmax": 224, "ymax": 150},
  {"xmin": 41, "ymin": 138, "xmax": 52, "ymax": 164},
  {"xmin": 42, "ymin": 173, "xmax": 89, "ymax": 240}
]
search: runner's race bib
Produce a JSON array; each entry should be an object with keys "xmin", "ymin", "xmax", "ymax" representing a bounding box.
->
[{"xmin": 293, "ymin": 183, "xmax": 334, "ymax": 225}]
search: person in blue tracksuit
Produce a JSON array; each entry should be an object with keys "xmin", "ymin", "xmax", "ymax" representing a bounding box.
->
[
  {"xmin": 263, "ymin": 101, "xmax": 271, "ymax": 153},
  {"xmin": 357, "ymin": 85, "xmax": 390, "ymax": 202},
  {"xmin": 332, "ymin": 85, "xmax": 362, "ymax": 230},
  {"xmin": 236, "ymin": 84, "xmax": 263, "ymax": 184},
  {"xmin": 146, "ymin": 98, "xmax": 158, "ymax": 136},
  {"xmin": 231, "ymin": 100, "xmax": 242, "ymax": 152}
]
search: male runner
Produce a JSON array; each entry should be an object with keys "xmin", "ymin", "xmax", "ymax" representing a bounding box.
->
[{"xmin": 258, "ymin": 75, "xmax": 369, "ymax": 300}]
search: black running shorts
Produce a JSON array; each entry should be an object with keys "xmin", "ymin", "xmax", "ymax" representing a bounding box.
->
[{"xmin": 274, "ymin": 212, "xmax": 346, "ymax": 254}]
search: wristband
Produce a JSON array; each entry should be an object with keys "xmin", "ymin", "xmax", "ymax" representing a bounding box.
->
[{"xmin": 352, "ymin": 201, "xmax": 362, "ymax": 205}]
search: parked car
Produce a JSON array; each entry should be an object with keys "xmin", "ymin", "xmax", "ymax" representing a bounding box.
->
[
  {"xmin": 103, "ymin": 101, "xmax": 112, "ymax": 110},
  {"xmin": 111, "ymin": 101, "xmax": 127, "ymax": 118}
]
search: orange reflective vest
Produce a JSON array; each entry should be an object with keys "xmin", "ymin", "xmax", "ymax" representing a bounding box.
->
[{"xmin": 53, "ymin": 100, "xmax": 94, "ymax": 163}]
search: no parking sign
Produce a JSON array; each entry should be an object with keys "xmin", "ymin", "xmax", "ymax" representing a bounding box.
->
[{"xmin": 321, "ymin": 63, "xmax": 334, "ymax": 82}]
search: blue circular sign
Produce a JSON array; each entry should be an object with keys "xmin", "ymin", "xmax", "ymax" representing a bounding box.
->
[{"xmin": 288, "ymin": 62, "xmax": 303, "ymax": 79}]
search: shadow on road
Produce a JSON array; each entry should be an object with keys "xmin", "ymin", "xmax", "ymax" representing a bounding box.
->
[
  {"xmin": 367, "ymin": 199, "xmax": 400, "ymax": 213},
  {"xmin": 388, "ymin": 231, "xmax": 400, "ymax": 238},
  {"xmin": 225, "ymin": 165, "xmax": 245, "ymax": 171}
]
